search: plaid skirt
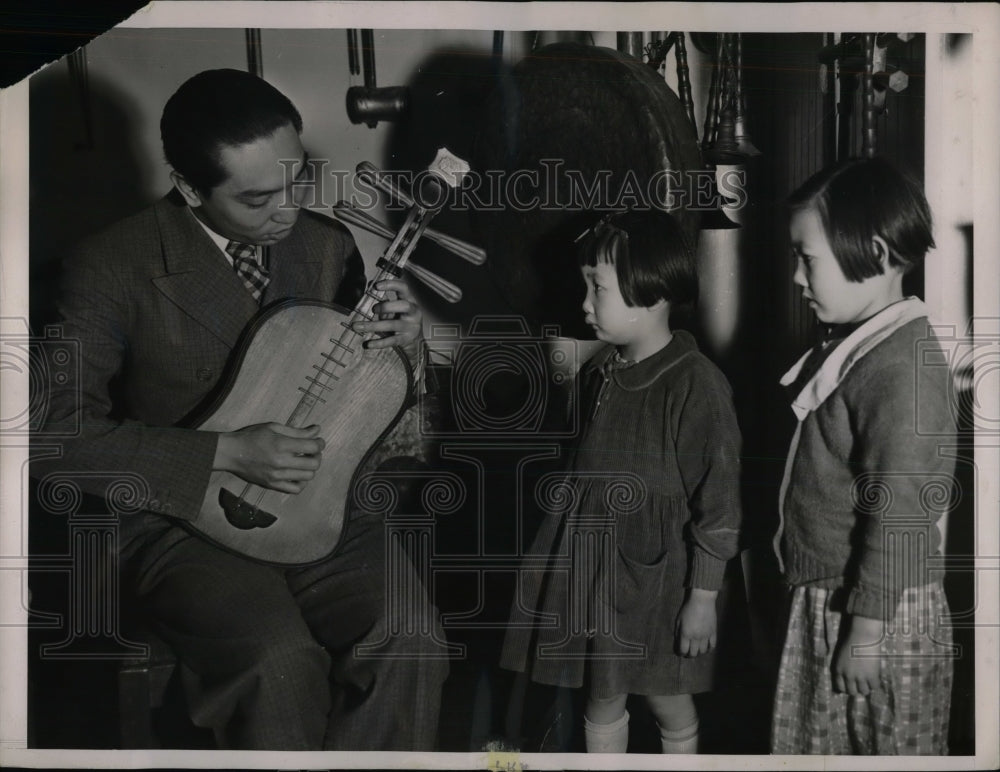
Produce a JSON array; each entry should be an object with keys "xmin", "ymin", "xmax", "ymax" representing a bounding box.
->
[{"xmin": 771, "ymin": 583, "xmax": 954, "ymax": 755}]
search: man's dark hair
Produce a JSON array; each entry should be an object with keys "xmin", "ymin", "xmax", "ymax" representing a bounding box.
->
[
  {"xmin": 788, "ymin": 156, "xmax": 935, "ymax": 281},
  {"xmin": 160, "ymin": 68, "xmax": 303, "ymax": 195}
]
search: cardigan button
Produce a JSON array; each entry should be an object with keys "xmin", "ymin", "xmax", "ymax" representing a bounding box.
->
[{"xmin": 196, "ymin": 368, "xmax": 214, "ymax": 381}]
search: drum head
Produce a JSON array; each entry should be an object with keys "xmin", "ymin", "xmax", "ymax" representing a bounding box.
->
[{"xmin": 472, "ymin": 42, "xmax": 703, "ymax": 337}]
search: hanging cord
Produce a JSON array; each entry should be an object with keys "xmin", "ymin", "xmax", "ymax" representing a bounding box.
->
[
  {"xmin": 361, "ymin": 29, "xmax": 376, "ymax": 90},
  {"xmin": 67, "ymin": 48, "xmax": 93, "ymax": 150},
  {"xmin": 245, "ymin": 29, "xmax": 262, "ymax": 78},
  {"xmin": 347, "ymin": 28, "xmax": 360, "ymax": 78}
]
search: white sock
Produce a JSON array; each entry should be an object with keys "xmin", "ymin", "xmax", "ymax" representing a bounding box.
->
[
  {"xmin": 659, "ymin": 719, "xmax": 699, "ymax": 754},
  {"xmin": 584, "ymin": 710, "xmax": 629, "ymax": 753}
]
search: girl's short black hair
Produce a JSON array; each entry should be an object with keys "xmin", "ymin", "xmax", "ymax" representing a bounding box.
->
[
  {"xmin": 788, "ymin": 156, "xmax": 935, "ymax": 282},
  {"xmin": 576, "ymin": 208, "xmax": 698, "ymax": 308}
]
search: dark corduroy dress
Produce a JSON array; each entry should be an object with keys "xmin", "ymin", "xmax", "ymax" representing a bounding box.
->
[{"xmin": 500, "ymin": 332, "xmax": 742, "ymax": 698}]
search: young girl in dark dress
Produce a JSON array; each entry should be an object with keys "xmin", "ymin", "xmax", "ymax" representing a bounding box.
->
[{"xmin": 501, "ymin": 209, "xmax": 743, "ymax": 753}]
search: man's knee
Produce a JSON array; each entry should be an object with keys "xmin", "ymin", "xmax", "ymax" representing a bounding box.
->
[{"xmin": 251, "ymin": 634, "xmax": 330, "ymax": 682}]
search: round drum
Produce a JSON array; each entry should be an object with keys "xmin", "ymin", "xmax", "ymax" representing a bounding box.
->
[{"xmin": 472, "ymin": 42, "xmax": 704, "ymax": 337}]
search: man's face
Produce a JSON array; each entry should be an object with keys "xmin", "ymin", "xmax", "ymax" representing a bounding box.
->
[{"xmin": 185, "ymin": 122, "xmax": 308, "ymax": 245}]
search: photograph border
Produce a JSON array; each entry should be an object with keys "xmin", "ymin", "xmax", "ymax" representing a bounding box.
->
[{"xmin": 1, "ymin": 2, "xmax": 997, "ymax": 769}]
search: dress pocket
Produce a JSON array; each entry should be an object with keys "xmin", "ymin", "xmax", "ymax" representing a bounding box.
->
[
  {"xmin": 610, "ymin": 544, "xmax": 670, "ymax": 612},
  {"xmin": 606, "ymin": 495, "xmax": 686, "ymax": 613}
]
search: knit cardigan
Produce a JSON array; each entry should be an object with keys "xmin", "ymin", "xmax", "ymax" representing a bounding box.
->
[{"xmin": 774, "ymin": 298, "xmax": 957, "ymax": 620}]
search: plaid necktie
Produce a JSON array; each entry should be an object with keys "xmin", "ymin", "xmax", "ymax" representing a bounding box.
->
[{"xmin": 225, "ymin": 240, "xmax": 270, "ymax": 302}]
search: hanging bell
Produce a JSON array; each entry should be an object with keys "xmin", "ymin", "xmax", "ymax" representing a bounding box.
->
[
  {"xmin": 733, "ymin": 113, "xmax": 762, "ymax": 158},
  {"xmin": 704, "ymin": 101, "xmax": 746, "ymax": 166}
]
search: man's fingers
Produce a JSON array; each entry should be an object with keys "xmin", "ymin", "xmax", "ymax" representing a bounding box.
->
[
  {"xmin": 353, "ymin": 318, "xmax": 419, "ymax": 335},
  {"xmin": 268, "ymin": 422, "xmax": 322, "ymax": 439},
  {"xmin": 281, "ymin": 451, "xmax": 322, "ymax": 470},
  {"xmin": 272, "ymin": 465, "xmax": 317, "ymax": 482},
  {"xmin": 375, "ymin": 278, "xmax": 413, "ymax": 299},
  {"xmin": 270, "ymin": 479, "xmax": 306, "ymax": 495},
  {"xmin": 372, "ymin": 300, "xmax": 419, "ymax": 317},
  {"xmin": 280, "ymin": 437, "xmax": 325, "ymax": 457}
]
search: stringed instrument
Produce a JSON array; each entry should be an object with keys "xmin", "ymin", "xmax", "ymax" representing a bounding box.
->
[{"xmin": 190, "ymin": 149, "xmax": 478, "ymax": 565}]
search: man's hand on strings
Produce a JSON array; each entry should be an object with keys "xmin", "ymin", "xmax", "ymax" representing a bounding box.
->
[
  {"xmin": 214, "ymin": 423, "xmax": 325, "ymax": 494},
  {"xmin": 354, "ymin": 279, "xmax": 424, "ymax": 357}
]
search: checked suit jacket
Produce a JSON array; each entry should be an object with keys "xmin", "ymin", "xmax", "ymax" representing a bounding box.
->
[{"xmin": 37, "ymin": 190, "xmax": 366, "ymax": 550}]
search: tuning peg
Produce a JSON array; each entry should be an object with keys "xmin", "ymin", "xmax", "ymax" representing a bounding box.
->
[
  {"xmin": 357, "ymin": 161, "xmax": 411, "ymax": 205},
  {"xmin": 404, "ymin": 261, "xmax": 463, "ymax": 303},
  {"xmin": 331, "ymin": 202, "xmax": 464, "ymax": 302},
  {"xmin": 343, "ymin": 175, "xmax": 487, "ymax": 265},
  {"xmin": 420, "ymin": 228, "xmax": 486, "ymax": 266},
  {"xmin": 358, "ymin": 158, "xmax": 467, "ymax": 210},
  {"xmin": 333, "ymin": 200, "xmax": 400, "ymax": 241}
]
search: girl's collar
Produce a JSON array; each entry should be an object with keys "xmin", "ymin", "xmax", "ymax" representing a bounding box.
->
[
  {"xmin": 586, "ymin": 330, "xmax": 697, "ymax": 389},
  {"xmin": 780, "ymin": 297, "xmax": 929, "ymax": 420}
]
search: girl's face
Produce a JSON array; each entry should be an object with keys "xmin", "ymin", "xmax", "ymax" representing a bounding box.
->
[
  {"xmin": 790, "ymin": 206, "xmax": 893, "ymax": 325},
  {"xmin": 581, "ymin": 261, "xmax": 643, "ymax": 346}
]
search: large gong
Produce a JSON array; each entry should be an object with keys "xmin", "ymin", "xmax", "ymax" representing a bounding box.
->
[{"xmin": 472, "ymin": 42, "xmax": 704, "ymax": 338}]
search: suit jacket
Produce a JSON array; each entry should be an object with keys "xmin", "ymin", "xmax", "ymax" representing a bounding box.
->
[{"xmin": 37, "ymin": 191, "xmax": 365, "ymax": 538}]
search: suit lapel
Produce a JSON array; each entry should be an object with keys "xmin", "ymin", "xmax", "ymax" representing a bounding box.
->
[{"xmin": 150, "ymin": 194, "xmax": 258, "ymax": 348}]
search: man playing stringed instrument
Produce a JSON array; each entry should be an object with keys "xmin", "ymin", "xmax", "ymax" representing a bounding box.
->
[{"xmin": 36, "ymin": 69, "xmax": 448, "ymax": 750}]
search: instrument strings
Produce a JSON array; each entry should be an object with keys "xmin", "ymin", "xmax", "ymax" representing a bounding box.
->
[{"xmin": 234, "ymin": 205, "xmax": 434, "ymax": 512}]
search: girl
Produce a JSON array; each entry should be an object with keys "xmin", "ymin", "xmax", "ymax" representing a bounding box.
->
[
  {"xmin": 772, "ymin": 157, "xmax": 956, "ymax": 754},
  {"xmin": 501, "ymin": 209, "xmax": 743, "ymax": 754}
]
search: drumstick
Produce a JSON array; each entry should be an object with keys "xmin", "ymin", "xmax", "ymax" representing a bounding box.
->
[
  {"xmin": 356, "ymin": 162, "xmax": 486, "ymax": 265},
  {"xmin": 331, "ymin": 202, "xmax": 463, "ymax": 303}
]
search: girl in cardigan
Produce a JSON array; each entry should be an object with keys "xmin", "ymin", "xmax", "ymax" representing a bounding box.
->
[
  {"xmin": 501, "ymin": 209, "xmax": 743, "ymax": 754},
  {"xmin": 772, "ymin": 157, "xmax": 957, "ymax": 754}
]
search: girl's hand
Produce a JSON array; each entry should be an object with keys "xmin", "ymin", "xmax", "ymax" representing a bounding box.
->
[
  {"xmin": 675, "ymin": 588, "xmax": 718, "ymax": 657},
  {"xmin": 832, "ymin": 614, "xmax": 884, "ymax": 696}
]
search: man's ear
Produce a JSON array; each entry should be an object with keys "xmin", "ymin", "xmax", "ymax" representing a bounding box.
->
[
  {"xmin": 872, "ymin": 235, "xmax": 892, "ymax": 271},
  {"xmin": 170, "ymin": 170, "xmax": 203, "ymax": 208}
]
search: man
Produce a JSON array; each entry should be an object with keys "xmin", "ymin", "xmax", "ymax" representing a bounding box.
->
[{"xmin": 36, "ymin": 68, "xmax": 447, "ymax": 750}]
